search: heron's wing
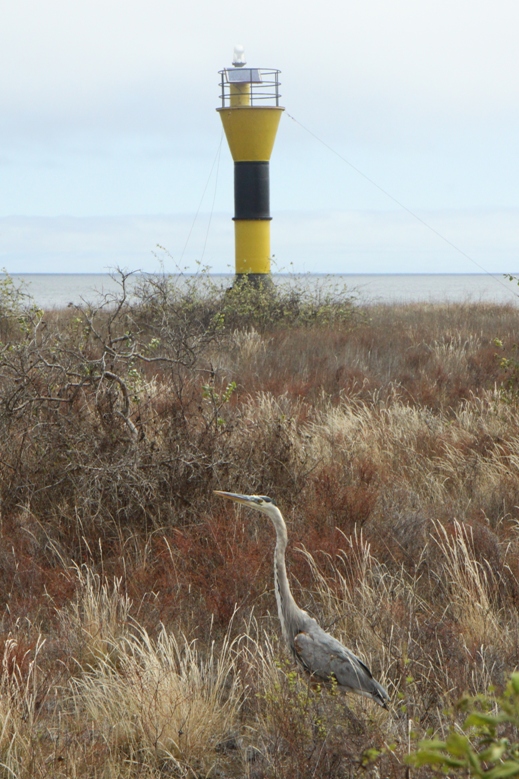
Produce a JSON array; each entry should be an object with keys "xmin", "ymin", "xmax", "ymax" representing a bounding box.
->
[
  {"xmin": 293, "ymin": 629, "xmax": 369, "ymax": 684},
  {"xmin": 293, "ymin": 628, "xmax": 388, "ymax": 705}
]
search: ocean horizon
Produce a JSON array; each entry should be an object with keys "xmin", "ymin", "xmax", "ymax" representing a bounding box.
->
[{"xmin": 5, "ymin": 272, "xmax": 519, "ymax": 309}]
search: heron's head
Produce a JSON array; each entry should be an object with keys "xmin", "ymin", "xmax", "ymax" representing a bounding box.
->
[{"xmin": 214, "ymin": 490, "xmax": 278, "ymax": 518}]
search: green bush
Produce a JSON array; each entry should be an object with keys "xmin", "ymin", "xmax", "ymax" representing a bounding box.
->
[
  {"xmin": 133, "ymin": 268, "xmax": 358, "ymax": 334},
  {"xmin": 217, "ymin": 273, "xmax": 358, "ymax": 331},
  {"xmin": 0, "ymin": 269, "xmax": 32, "ymax": 341},
  {"xmin": 409, "ymin": 673, "xmax": 519, "ymax": 777}
]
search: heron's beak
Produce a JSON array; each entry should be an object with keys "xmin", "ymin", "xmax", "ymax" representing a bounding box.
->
[{"xmin": 214, "ymin": 490, "xmax": 257, "ymax": 507}]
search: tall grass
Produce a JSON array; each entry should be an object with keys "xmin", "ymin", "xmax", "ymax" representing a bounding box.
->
[
  {"xmin": 71, "ymin": 621, "xmax": 242, "ymax": 775},
  {"xmin": 1, "ymin": 271, "xmax": 519, "ymax": 774},
  {"xmin": 0, "ymin": 636, "xmax": 46, "ymax": 778}
]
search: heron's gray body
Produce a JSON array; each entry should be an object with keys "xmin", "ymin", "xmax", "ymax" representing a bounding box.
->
[
  {"xmin": 294, "ymin": 619, "xmax": 388, "ymax": 703},
  {"xmin": 215, "ymin": 490, "xmax": 389, "ymax": 708}
]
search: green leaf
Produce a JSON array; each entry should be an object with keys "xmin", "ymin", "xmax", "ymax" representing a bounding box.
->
[
  {"xmin": 468, "ymin": 712, "xmax": 514, "ymax": 729},
  {"xmin": 510, "ymin": 673, "xmax": 519, "ymax": 695},
  {"xmin": 446, "ymin": 731, "xmax": 472, "ymax": 758},
  {"xmin": 479, "ymin": 742, "xmax": 508, "ymax": 763},
  {"xmin": 416, "ymin": 739, "xmax": 448, "ymax": 751},
  {"xmin": 465, "ymin": 712, "xmax": 501, "ymax": 727},
  {"xmin": 408, "ymin": 751, "xmax": 460, "ymax": 767},
  {"xmin": 485, "ymin": 761, "xmax": 519, "ymax": 779}
]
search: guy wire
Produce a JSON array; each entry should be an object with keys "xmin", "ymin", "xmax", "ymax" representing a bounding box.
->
[
  {"xmin": 180, "ymin": 130, "xmax": 224, "ymax": 265},
  {"xmin": 286, "ymin": 112, "xmax": 517, "ymax": 298}
]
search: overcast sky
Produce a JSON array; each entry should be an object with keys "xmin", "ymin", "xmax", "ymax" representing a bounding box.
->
[{"xmin": 1, "ymin": 0, "xmax": 518, "ymax": 274}]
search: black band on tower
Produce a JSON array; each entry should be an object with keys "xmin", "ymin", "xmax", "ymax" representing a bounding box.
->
[{"xmin": 233, "ymin": 161, "xmax": 271, "ymax": 220}]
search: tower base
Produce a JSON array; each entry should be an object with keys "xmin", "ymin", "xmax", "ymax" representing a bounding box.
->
[{"xmin": 233, "ymin": 273, "xmax": 274, "ymax": 290}]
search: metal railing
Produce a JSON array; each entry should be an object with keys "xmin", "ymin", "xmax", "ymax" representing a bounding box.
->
[{"xmin": 218, "ymin": 68, "xmax": 282, "ymax": 107}]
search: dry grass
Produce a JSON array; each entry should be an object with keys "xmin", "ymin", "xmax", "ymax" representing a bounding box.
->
[
  {"xmin": 2, "ymin": 274, "xmax": 519, "ymax": 775},
  {"xmin": 71, "ymin": 620, "xmax": 242, "ymax": 775}
]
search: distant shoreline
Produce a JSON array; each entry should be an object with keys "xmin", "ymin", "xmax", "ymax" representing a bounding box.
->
[
  {"xmin": 5, "ymin": 272, "xmax": 518, "ymax": 277},
  {"xmin": 3, "ymin": 272, "xmax": 518, "ymax": 308}
]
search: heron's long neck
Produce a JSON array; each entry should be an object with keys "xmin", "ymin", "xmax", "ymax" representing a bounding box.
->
[{"xmin": 271, "ymin": 511, "xmax": 302, "ymax": 645}]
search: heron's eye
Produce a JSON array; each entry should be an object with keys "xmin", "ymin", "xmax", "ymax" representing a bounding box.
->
[{"xmin": 255, "ymin": 495, "xmax": 276, "ymax": 506}]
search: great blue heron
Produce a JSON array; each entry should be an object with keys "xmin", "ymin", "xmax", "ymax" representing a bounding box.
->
[{"xmin": 214, "ymin": 491, "xmax": 389, "ymax": 708}]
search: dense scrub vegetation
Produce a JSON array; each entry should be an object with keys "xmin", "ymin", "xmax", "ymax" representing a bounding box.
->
[{"xmin": 1, "ymin": 269, "xmax": 519, "ymax": 777}]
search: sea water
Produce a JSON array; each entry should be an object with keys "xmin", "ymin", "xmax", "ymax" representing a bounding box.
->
[{"xmin": 6, "ymin": 273, "xmax": 519, "ymax": 310}]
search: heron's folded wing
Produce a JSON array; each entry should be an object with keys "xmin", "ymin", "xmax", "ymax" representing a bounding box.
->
[{"xmin": 293, "ymin": 630, "xmax": 374, "ymax": 691}]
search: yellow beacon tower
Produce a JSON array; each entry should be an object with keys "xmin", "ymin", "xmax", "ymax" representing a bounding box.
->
[{"xmin": 217, "ymin": 46, "xmax": 284, "ymax": 283}]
